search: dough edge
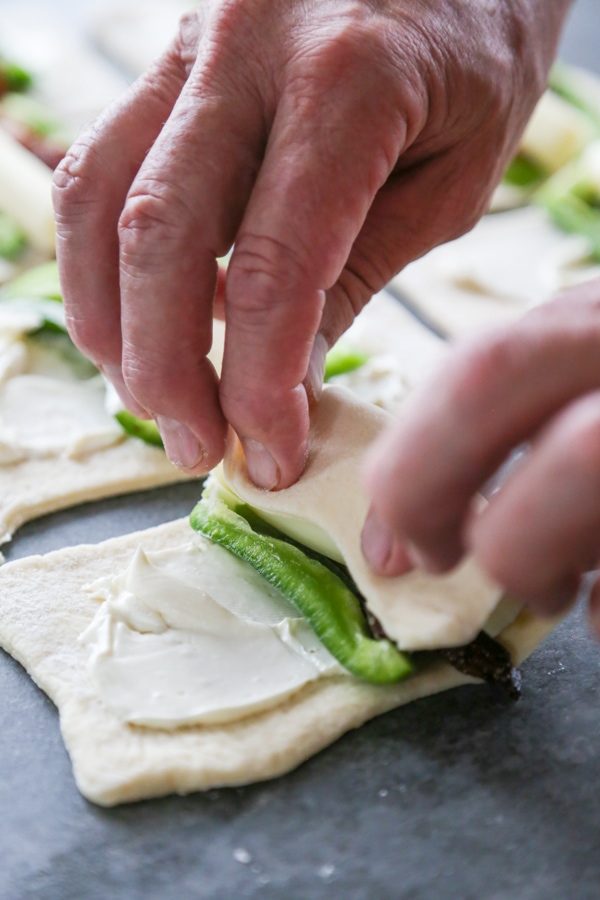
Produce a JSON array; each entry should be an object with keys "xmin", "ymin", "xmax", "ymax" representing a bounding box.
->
[{"xmin": 0, "ymin": 437, "xmax": 191, "ymax": 545}]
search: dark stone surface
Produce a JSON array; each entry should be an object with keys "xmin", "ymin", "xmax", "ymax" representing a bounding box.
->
[{"xmin": 0, "ymin": 1, "xmax": 599, "ymax": 897}]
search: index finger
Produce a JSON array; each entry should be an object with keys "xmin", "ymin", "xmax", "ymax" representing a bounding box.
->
[{"xmin": 220, "ymin": 28, "xmax": 413, "ymax": 488}]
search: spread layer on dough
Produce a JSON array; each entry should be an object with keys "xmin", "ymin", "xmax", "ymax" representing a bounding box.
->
[
  {"xmin": 81, "ymin": 539, "xmax": 345, "ymax": 728},
  {"xmin": 221, "ymin": 385, "xmax": 504, "ymax": 652}
]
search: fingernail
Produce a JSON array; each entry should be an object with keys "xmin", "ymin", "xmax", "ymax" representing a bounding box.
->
[
  {"xmin": 243, "ymin": 439, "xmax": 280, "ymax": 490},
  {"xmin": 305, "ymin": 333, "xmax": 328, "ymax": 403},
  {"xmin": 102, "ymin": 364, "xmax": 148, "ymax": 418},
  {"xmin": 361, "ymin": 512, "xmax": 412, "ymax": 575},
  {"xmin": 156, "ymin": 416, "xmax": 204, "ymax": 469}
]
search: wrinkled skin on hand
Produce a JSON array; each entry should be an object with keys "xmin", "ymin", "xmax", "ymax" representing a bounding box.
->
[
  {"xmin": 362, "ymin": 278, "xmax": 600, "ymax": 635},
  {"xmin": 53, "ymin": 0, "xmax": 570, "ymax": 488}
]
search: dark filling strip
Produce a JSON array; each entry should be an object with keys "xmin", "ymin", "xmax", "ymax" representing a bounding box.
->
[{"xmin": 235, "ymin": 504, "xmax": 521, "ymax": 699}]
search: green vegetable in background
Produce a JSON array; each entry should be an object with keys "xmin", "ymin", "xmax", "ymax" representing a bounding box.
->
[
  {"xmin": 324, "ymin": 342, "xmax": 370, "ymax": 381},
  {"xmin": 0, "ymin": 210, "xmax": 26, "ymax": 259},
  {"xmin": 190, "ymin": 496, "xmax": 413, "ymax": 684},
  {"xmin": 535, "ymin": 144, "xmax": 600, "ymax": 260},
  {"xmin": 548, "ymin": 62, "xmax": 600, "ymax": 129},
  {"xmin": 0, "ymin": 92, "xmax": 70, "ymax": 142},
  {"xmin": 2, "ymin": 259, "xmax": 62, "ymax": 301},
  {"xmin": 502, "ymin": 154, "xmax": 546, "ymax": 189},
  {"xmin": 0, "ymin": 57, "xmax": 33, "ymax": 95},
  {"xmin": 0, "ymin": 261, "xmax": 66, "ymax": 332}
]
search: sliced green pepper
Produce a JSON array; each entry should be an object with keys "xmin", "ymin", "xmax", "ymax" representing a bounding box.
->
[
  {"xmin": 190, "ymin": 497, "xmax": 412, "ymax": 684},
  {"xmin": 324, "ymin": 342, "xmax": 370, "ymax": 381},
  {"xmin": 115, "ymin": 411, "xmax": 164, "ymax": 448}
]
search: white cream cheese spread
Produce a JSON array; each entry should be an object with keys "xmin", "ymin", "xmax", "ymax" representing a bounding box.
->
[
  {"xmin": 0, "ymin": 325, "xmax": 123, "ymax": 463},
  {"xmin": 81, "ymin": 539, "xmax": 345, "ymax": 729},
  {"xmin": 329, "ymin": 355, "xmax": 410, "ymax": 412}
]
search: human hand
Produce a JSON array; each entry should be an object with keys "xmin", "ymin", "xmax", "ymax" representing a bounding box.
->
[
  {"xmin": 53, "ymin": 0, "xmax": 570, "ymax": 487},
  {"xmin": 362, "ymin": 277, "xmax": 600, "ymax": 634}
]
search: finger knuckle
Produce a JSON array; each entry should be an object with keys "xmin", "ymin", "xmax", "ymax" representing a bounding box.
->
[
  {"xmin": 118, "ymin": 182, "xmax": 189, "ymax": 268},
  {"xmin": 52, "ymin": 136, "xmax": 107, "ymax": 221},
  {"xmin": 219, "ymin": 379, "xmax": 289, "ymax": 443},
  {"xmin": 121, "ymin": 352, "xmax": 167, "ymax": 410},
  {"xmin": 337, "ymin": 235, "xmax": 400, "ymax": 312},
  {"xmin": 227, "ymin": 232, "xmax": 315, "ymax": 317}
]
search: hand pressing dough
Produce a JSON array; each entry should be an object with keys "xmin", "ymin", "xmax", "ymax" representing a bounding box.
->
[
  {"xmin": 223, "ymin": 386, "xmax": 501, "ymax": 651},
  {"xmin": 0, "ymin": 516, "xmax": 559, "ymax": 806}
]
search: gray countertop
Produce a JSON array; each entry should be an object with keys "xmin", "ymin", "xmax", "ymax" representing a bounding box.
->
[{"xmin": 1, "ymin": 2, "xmax": 600, "ymax": 898}]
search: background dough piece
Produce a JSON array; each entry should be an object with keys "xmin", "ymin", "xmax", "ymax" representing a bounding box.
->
[
  {"xmin": 392, "ymin": 207, "xmax": 600, "ymax": 338},
  {"xmin": 0, "ymin": 439, "xmax": 191, "ymax": 545},
  {"xmin": 0, "ymin": 517, "xmax": 559, "ymax": 806}
]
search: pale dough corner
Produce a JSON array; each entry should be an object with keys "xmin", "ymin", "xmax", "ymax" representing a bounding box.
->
[{"xmin": 0, "ymin": 517, "xmax": 560, "ymax": 807}]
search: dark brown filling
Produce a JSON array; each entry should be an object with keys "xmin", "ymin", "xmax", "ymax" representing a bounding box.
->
[
  {"xmin": 438, "ymin": 631, "xmax": 521, "ymax": 700},
  {"xmin": 364, "ymin": 605, "xmax": 521, "ymax": 699}
]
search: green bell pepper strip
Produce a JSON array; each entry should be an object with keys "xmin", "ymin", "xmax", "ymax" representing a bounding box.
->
[
  {"xmin": 324, "ymin": 343, "xmax": 370, "ymax": 381},
  {"xmin": 229, "ymin": 500, "xmax": 363, "ymax": 597},
  {"xmin": 190, "ymin": 497, "xmax": 413, "ymax": 684},
  {"xmin": 115, "ymin": 411, "xmax": 164, "ymax": 448}
]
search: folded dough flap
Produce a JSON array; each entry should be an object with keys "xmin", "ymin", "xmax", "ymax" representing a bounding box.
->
[{"xmin": 222, "ymin": 385, "xmax": 503, "ymax": 652}]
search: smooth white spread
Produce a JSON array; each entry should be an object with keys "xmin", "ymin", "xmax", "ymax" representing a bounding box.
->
[
  {"xmin": 0, "ymin": 373, "xmax": 123, "ymax": 462},
  {"xmin": 329, "ymin": 355, "xmax": 410, "ymax": 412},
  {"xmin": 81, "ymin": 539, "xmax": 344, "ymax": 728},
  {"xmin": 0, "ymin": 325, "xmax": 123, "ymax": 463}
]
